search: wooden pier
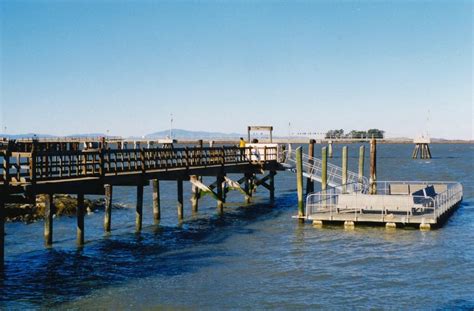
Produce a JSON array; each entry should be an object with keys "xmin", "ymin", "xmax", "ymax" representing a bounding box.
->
[{"xmin": 0, "ymin": 138, "xmax": 281, "ymax": 268}]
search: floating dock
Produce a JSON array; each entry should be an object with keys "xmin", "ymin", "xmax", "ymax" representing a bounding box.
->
[
  {"xmin": 287, "ymin": 139, "xmax": 463, "ymax": 230},
  {"xmin": 303, "ymin": 181, "xmax": 463, "ymax": 230}
]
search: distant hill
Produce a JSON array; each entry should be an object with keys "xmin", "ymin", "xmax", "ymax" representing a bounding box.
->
[{"xmin": 146, "ymin": 129, "xmax": 243, "ymax": 139}]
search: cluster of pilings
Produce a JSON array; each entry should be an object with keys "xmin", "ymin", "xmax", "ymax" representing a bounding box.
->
[
  {"xmin": 296, "ymin": 138, "xmax": 378, "ymax": 221},
  {"xmin": 0, "ymin": 139, "xmax": 280, "ymax": 270},
  {"xmin": 39, "ymin": 171, "xmax": 276, "ymax": 250},
  {"xmin": 412, "ymin": 143, "xmax": 432, "ymax": 159}
]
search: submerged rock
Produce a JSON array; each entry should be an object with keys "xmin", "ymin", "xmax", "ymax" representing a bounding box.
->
[{"xmin": 5, "ymin": 194, "xmax": 104, "ymax": 223}]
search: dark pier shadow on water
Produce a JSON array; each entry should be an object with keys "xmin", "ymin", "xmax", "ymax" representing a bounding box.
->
[{"xmin": 0, "ymin": 194, "xmax": 296, "ymax": 308}]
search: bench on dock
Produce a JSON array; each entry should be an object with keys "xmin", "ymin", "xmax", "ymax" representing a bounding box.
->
[
  {"xmin": 337, "ymin": 194, "xmax": 413, "ymax": 213},
  {"xmin": 336, "ymin": 192, "xmax": 434, "ymax": 215}
]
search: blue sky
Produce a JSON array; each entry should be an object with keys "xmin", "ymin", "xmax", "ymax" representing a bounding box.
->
[{"xmin": 1, "ymin": 0, "xmax": 472, "ymax": 139}]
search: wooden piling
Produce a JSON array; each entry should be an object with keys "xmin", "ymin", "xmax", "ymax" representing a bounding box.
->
[
  {"xmin": 296, "ymin": 147, "xmax": 304, "ymax": 219},
  {"xmin": 77, "ymin": 194, "xmax": 85, "ymax": 246},
  {"xmin": 370, "ymin": 138, "xmax": 377, "ymax": 194},
  {"xmin": 358, "ymin": 145, "xmax": 365, "ymax": 184},
  {"xmin": 177, "ymin": 180, "xmax": 184, "ymax": 221},
  {"xmin": 244, "ymin": 173, "xmax": 252, "ymax": 203},
  {"xmin": 217, "ymin": 175, "xmax": 224, "ymax": 214},
  {"xmin": 152, "ymin": 179, "xmax": 161, "ymax": 222},
  {"xmin": 269, "ymin": 171, "xmax": 275, "ymax": 202},
  {"xmin": 190, "ymin": 176, "xmax": 200, "ymax": 213},
  {"xmin": 306, "ymin": 139, "xmax": 315, "ymax": 195},
  {"xmin": 136, "ymin": 184, "xmax": 143, "ymax": 232},
  {"xmin": 342, "ymin": 146, "xmax": 348, "ymax": 193},
  {"xmin": 104, "ymin": 184, "xmax": 112, "ymax": 232},
  {"xmin": 321, "ymin": 147, "xmax": 328, "ymax": 191},
  {"xmin": 44, "ymin": 193, "xmax": 54, "ymax": 247}
]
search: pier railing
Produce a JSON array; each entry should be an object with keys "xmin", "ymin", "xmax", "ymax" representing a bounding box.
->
[
  {"xmin": 1, "ymin": 146, "xmax": 279, "ymax": 185},
  {"xmin": 305, "ymin": 181, "xmax": 463, "ymax": 221}
]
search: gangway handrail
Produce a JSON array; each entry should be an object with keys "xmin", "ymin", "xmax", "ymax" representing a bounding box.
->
[{"xmin": 281, "ymin": 149, "xmax": 369, "ymax": 190}]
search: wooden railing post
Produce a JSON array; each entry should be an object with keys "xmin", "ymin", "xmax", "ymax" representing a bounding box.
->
[
  {"xmin": 221, "ymin": 147, "xmax": 225, "ymax": 166},
  {"xmin": 184, "ymin": 147, "xmax": 189, "ymax": 168},
  {"xmin": 30, "ymin": 139, "xmax": 37, "ymax": 185},
  {"xmin": 3, "ymin": 142, "xmax": 11, "ymax": 187},
  {"xmin": 140, "ymin": 148, "xmax": 146, "ymax": 174}
]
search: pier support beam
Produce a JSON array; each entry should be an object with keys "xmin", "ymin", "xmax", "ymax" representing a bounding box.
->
[
  {"xmin": 77, "ymin": 194, "xmax": 85, "ymax": 246},
  {"xmin": 296, "ymin": 147, "xmax": 304, "ymax": 221},
  {"xmin": 104, "ymin": 184, "xmax": 112, "ymax": 232},
  {"xmin": 44, "ymin": 193, "xmax": 54, "ymax": 247},
  {"xmin": 358, "ymin": 145, "xmax": 365, "ymax": 184},
  {"xmin": 306, "ymin": 139, "xmax": 315, "ymax": 195},
  {"xmin": 369, "ymin": 138, "xmax": 377, "ymax": 195},
  {"xmin": 216, "ymin": 175, "xmax": 224, "ymax": 214},
  {"xmin": 136, "ymin": 185, "xmax": 143, "ymax": 232},
  {"xmin": 244, "ymin": 173, "xmax": 253, "ymax": 203},
  {"xmin": 177, "ymin": 180, "xmax": 184, "ymax": 221},
  {"xmin": 342, "ymin": 146, "xmax": 348, "ymax": 193},
  {"xmin": 269, "ymin": 171, "xmax": 275, "ymax": 202},
  {"xmin": 190, "ymin": 176, "xmax": 200, "ymax": 213},
  {"xmin": 152, "ymin": 179, "xmax": 161, "ymax": 223}
]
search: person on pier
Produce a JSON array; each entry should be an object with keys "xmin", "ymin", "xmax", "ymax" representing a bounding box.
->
[{"xmin": 239, "ymin": 137, "xmax": 246, "ymax": 148}]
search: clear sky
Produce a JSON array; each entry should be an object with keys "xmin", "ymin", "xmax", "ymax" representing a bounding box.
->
[{"xmin": 1, "ymin": 0, "xmax": 472, "ymax": 139}]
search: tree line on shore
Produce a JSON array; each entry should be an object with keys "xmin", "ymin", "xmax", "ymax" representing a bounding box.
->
[{"xmin": 325, "ymin": 129, "xmax": 385, "ymax": 139}]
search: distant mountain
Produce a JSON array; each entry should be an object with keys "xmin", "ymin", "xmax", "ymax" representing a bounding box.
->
[{"xmin": 146, "ymin": 129, "xmax": 243, "ymax": 139}]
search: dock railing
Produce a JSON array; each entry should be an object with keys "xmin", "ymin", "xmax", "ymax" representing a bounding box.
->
[{"xmin": 306, "ymin": 181, "xmax": 463, "ymax": 222}]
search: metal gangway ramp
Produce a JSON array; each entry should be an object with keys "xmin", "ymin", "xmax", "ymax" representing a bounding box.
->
[{"xmin": 282, "ymin": 148, "xmax": 368, "ymax": 191}]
